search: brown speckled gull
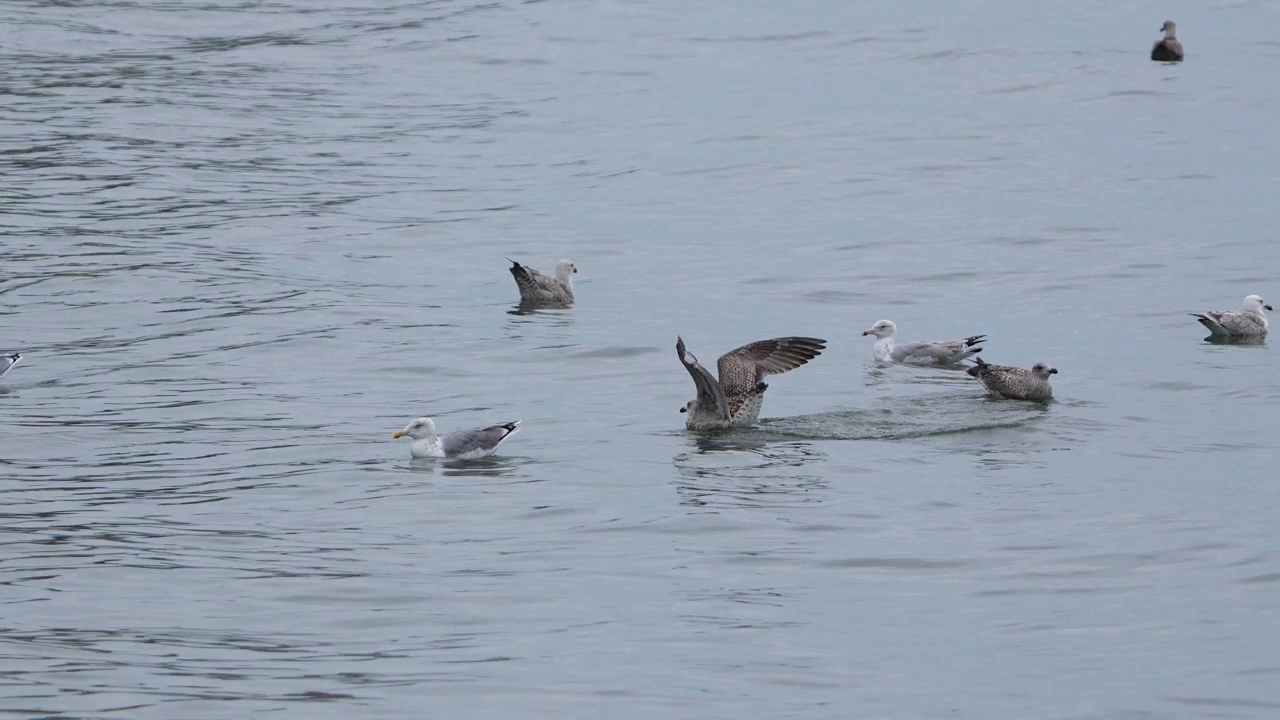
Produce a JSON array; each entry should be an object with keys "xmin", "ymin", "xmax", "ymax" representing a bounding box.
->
[
  {"xmin": 967, "ymin": 358, "xmax": 1057, "ymax": 402},
  {"xmin": 677, "ymin": 336, "xmax": 826, "ymax": 430}
]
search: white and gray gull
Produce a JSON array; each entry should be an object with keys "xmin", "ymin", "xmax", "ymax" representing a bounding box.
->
[
  {"xmin": 861, "ymin": 320, "xmax": 984, "ymax": 365},
  {"xmin": 967, "ymin": 358, "xmax": 1057, "ymax": 402},
  {"xmin": 677, "ymin": 335, "xmax": 826, "ymax": 431},
  {"xmin": 508, "ymin": 258, "xmax": 576, "ymax": 306},
  {"xmin": 394, "ymin": 417, "xmax": 522, "ymax": 459},
  {"xmin": 1190, "ymin": 294, "xmax": 1271, "ymax": 337}
]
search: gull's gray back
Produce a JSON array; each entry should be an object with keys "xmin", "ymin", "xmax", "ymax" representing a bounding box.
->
[
  {"xmin": 1193, "ymin": 310, "xmax": 1268, "ymax": 337},
  {"xmin": 510, "ymin": 262, "xmax": 573, "ymax": 305},
  {"xmin": 441, "ymin": 422, "xmax": 518, "ymax": 457},
  {"xmin": 891, "ymin": 338, "xmax": 982, "ymax": 364}
]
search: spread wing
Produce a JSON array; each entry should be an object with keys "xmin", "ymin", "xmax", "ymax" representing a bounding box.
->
[
  {"xmin": 441, "ymin": 421, "xmax": 521, "ymax": 458},
  {"xmin": 677, "ymin": 336, "xmax": 728, "ymax": 420},
  {"xmin": 716, "ymin": 336, "xmax": 826, "ymax": 395}
]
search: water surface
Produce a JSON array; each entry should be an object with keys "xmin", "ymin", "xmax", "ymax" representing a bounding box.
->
[{"xmin": 3, "ymin": 1, "xmax": 1280, "ymax": 717}]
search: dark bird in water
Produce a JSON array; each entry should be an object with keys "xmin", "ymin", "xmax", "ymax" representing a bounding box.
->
[{"xmin": 1151, "ymin": 20, "xmax": 1184, "ymax": 62}]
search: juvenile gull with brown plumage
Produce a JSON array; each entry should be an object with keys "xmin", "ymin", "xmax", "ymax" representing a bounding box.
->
[
  {"xmin": 508, "ymin": 258, "xmax": 576, "ymax": 306},
  {"xmin": 967, "ymin": 358, "xmax": 1057, "ymax": 402},
  {"xmin": 861, "ymin": 320, "xmax": 984, "ymax": 365},
  {"xmin": 677, "ymin": 335, "xmax": 826, "ymax": 430},
  {"xmin": 1191, "ymin": 294, "xmax": 1271, "ymax": 337},
  {"xmin": 393, "ymin": 417, "xmax": 521, "ymax": 459},
  {"xmin": 1151, "ymin": 20, "xmax": 1184, "ymax": 62}
]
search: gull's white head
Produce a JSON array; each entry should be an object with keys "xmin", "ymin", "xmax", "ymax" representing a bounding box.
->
[
  {"xmin": 555, "ymin": 259, "xmax": 577, "ymax": 283},
  {"xmin": 861, "ymin": 319, "xmax": 897, "ymax": 339},
  {"xmin": 1243, "ymin": 294, "xmax": 1273, "ymax": 313},
  {"xmin": 393, "ymin": 417, "xmax": 438, "ymax": 440},
  {"xmin": 1031, "ymin": 363, "xmax": 1059, "ymax": 378},
  {"xmin": 1161, "ymin": 20, "xmax": 1177, "ymax": 37}
]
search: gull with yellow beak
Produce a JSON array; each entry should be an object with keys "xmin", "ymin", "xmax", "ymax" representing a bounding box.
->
[{"xmin": 393, "ymin": 417, "xmax": 522, "ymax": 459}]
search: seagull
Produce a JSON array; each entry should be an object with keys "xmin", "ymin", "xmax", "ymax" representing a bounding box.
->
[
  {"xmin": 0, "ymin": 353, "xmax": 20, "ymax": 378},
  {"xmin": 1191, "ymin": 294, "xmax": 1271, "ymax": 337},
  {"xmin": 861, "ymin": 320, "xmax": 984, "ymax": 365},
  {"xmin": 1151, "ymin": 20, "xmax": 1184, "ymax": 62},
  {"xmin": 967, "ymin": 358, "xmax": 1057, "ymax": 402},
  {"xmin": 508, "ymin": 259, "xmax": 576, "ymax": 306},
  {"xmin": 677, "ymin": 335, "xmax": 826, "ymax": 430},
  {"xmin": 393, "ymin": 417, "xmax": 521, "ymax": 459}
]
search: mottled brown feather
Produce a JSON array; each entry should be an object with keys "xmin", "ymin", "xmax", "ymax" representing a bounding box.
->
[
  {"xmin": 716, "ymin": 337, "xmax": 827, "ymax": 395},
  {"xmin": 677, "ymin": 336, "xmax": 826, "ymax": 430},
  {"xmin": 967, "ymin": 358, "xmax": 1055, "ymax": 402},
  {"xmin": 676, "ymin": 336, "xmax": 729, "ymax": 421}
]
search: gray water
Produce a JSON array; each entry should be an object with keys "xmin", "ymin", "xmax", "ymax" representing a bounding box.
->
[{"xmin": 3, "ymin": 1, "xmax": 1280, "ymax": 717}]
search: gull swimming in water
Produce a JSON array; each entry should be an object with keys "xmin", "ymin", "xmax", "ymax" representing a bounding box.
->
[
  {"xmin": 393, "ymin": 417, "xmax": 522, "ymax": 459},
  {"xmin": 967, "ymin": 358, "xmax": 1057, "ymax": 402},
  {"xmin": 0, "ymin": 353, "xmax": 20, "ymax": 378},
  {"xmin": 677, "ymin": 335, "xmax": 826, "ymax": 431},
  {"xmin": 861, "ymin": 320, "xmax": 984, "ymax": 365},
  {"xmin": 508, "ymin": 259, "xmax": 576, "ymax": 306},
  {"xmin": 1151, "ymin": 20, "xmax": 1184, "ymax": 62},
  {"xmin": 1191, "ymin": 294, "xmax": 1271, "ymax": 337}
]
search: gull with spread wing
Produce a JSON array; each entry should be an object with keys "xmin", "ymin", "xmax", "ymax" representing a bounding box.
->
[{"xmin": 677, "ymin": 336, "xmax": 826, "ymax": 431}]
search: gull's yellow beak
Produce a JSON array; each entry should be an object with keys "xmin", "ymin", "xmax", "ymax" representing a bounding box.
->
[{"xmin": 393, "ymin": 431, "xmax": 406, "ymax": 438}]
